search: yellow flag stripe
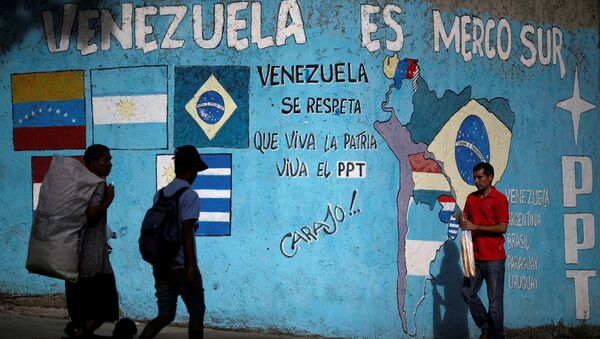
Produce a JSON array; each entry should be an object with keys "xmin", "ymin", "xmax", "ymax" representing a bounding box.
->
[{"xmin": 12, "ymin": 71, "xmax": 84, "ymax": 103}]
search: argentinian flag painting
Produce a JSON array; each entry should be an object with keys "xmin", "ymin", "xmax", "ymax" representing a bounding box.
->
[{"xmin": 91, "ymin": 66, "xmax": 168, "ymax": 149}]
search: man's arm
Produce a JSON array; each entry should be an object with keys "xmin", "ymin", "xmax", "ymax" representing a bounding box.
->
[
  {"xmin": 86, "ymin": 183, "xmax": 114, "ymax": 220},
  {"xmin": 459, "ymin": 221, "xmax": 508, "ymax": 234},
  {"xmin": 182, "ymin": 218, "xmax": 198, "ymax": 282}
]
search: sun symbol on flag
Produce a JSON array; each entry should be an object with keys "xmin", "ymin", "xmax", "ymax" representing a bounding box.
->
[
  {"xmin": 116, "ymin": 98, "xmax": 136, "ymax": 121},
  {"xmin": 161, "ymin": 164, "xmax": 176, "ymax": 184}
]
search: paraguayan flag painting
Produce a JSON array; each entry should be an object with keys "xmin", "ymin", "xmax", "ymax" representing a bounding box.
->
[
  {"xmin": 91, "ymin": 66, "xmax": 168, "ymax": 149},
  {"xmin": 156, "ymin": 153, "xmax": 232, "ymax": 236}
]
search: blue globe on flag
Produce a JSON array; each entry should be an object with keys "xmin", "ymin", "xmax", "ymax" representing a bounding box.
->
[
  {"xmin": 455, "ymin": 115, "xmax": 490, "ymax": 185},
  {"xmin": 196, "ymin": 90, "xmax": 225, "ymax": 125}
]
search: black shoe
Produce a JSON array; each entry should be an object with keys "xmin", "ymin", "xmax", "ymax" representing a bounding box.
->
[
  {"xmin": 64, "ymin": 321, "xmax": 76, "ymax": 338},
  {"xmin": 112, "ymin": 318, "xmax": 137, "ymax": 339}
]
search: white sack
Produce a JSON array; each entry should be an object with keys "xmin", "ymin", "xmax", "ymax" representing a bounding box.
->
[
  {"xmin": 26, "ymin": 156, "xmax": 103, "ymax": 282},
  {"xmin": 460, "ymin": 230, "xmax": 476, "ymax": 278}
]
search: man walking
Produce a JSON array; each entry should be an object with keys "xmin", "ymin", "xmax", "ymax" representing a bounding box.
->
[
  {"xmin": 458, "ymin": 162, "xmax": 509, "ymax": 339},
  {"xmin": 140, "ymin": 145, "xmax": 208, "ymax": 339},
  {"xmin": 65, "ymin": 144, "xmax": 119, "ymax": 338}
]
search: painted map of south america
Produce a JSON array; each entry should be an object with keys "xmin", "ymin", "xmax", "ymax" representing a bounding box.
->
[{"xmin": 375, "ymin": 54, "xmax": 515, "ymax": 335}]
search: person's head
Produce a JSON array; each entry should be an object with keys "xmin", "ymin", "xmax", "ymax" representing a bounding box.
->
[
  {"xmin": 174, "ymin": 145, "xmax": 208, "ymax": 183},
  {"xmin": 472, "ymin": 162, "xmax": 494, "ymax": 193},
  {"xmin": 84, "ymin": 144, "xmax": 112, "ymax": 178}
]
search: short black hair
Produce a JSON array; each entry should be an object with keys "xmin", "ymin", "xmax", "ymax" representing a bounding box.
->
[
  {"xmin": 473, "ymin": 162, "xmax": 494, "ymax": 177},
  {"xmin": 174, "ymin": 145, "xmax": 208, "ymax": 175},
  {"xmin": 84, "ymin": 144, "xmax": 110, "ymax": 166}
]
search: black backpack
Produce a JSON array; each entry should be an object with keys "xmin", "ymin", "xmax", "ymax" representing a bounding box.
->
[{"xmin": 139, "ymin": 187, "xmax": 189, "ymax": 266}]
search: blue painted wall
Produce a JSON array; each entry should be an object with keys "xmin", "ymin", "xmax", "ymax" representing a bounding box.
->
[{"xmin": 0, "ymin": 1, "xmax": 598, "ymax": 337}]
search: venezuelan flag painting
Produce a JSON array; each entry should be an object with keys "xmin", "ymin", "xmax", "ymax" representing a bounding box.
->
[
  {"xmin": 91, "ymin": 66, "xmax": 168, "ymax": 149},
  {"xmin": 12, "ymin": 71, "xmax": 86, "ymax": 151}
]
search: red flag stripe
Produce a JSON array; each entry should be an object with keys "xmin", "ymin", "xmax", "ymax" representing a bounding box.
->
[
  {"xmin": 14, "ymin": 126, "xmax": 85, "ymax": 151},
  {"xmin": 437, "ymin": 194, "xmax": 456, "ymax": 203}
]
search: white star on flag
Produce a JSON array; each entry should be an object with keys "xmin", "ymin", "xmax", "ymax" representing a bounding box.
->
[{"xmin": 556, "ymin": 66, "xmax": 597, "ymax": 145}]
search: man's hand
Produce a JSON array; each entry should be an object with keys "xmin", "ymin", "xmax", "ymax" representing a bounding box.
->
[{"xmin": 459, "ymin": 219, "xmax": 478, "ymax": 231}]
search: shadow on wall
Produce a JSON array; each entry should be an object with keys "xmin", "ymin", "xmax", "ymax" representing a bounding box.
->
[{"xmin": 431, "ymin": 240, "xmax": 470, "ymax": 339}]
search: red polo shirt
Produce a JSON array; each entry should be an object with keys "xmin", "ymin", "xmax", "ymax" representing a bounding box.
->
[{"xmin": 463, "ymin": 186, "xmax": 509, "ymax": 260}]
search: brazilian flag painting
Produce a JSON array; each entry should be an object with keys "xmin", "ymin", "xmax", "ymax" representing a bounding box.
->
[{"xmin": 174, "ymin": 66, "xmax": 249, "ymax": 148}]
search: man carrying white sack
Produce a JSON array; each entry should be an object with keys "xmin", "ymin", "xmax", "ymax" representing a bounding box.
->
[
  {"xmin": 64, "ymin": 144, "xmax": 119, "ymax": 338},
  {"xmin": 457, "ymin": 162, "xmax": 509, "ymax": 339}
]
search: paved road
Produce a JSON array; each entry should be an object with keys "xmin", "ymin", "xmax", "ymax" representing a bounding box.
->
[{"xmin": 0, "ymin": 312, "xmax": 311, "ymax": 339}]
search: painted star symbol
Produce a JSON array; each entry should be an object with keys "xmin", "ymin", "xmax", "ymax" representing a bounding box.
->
[
  {"xmin": 38, "ymin": 108, "xmax": 42, "ymax": 113},
  {"xmin": 18, "ymin": 119, "xmax": 22, "ymax": 124},
  {"xmin": 64, "ymin": 112, "xmax": 68, "ymax": 117},
  {"xmin": 56, "ymin": 109, "xmax": 61, "ymax": 114},
  {"xmin": 47, "ymin": 107, "xmax": 52, "ymax": 112},
  {"xmin": 31, "ymin": 111, "xmax": 35, "ymax": 116},
  {"xmin": 71, "ymin": 119, "xmax": 76, "ymax": 123},
  {"xmin": 556, "ymin": 66, "xmax": 597, "ymax": 145}
]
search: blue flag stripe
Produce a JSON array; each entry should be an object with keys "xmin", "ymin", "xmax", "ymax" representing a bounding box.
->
[
  {"xmin": 91, "ymin": 66, "xmax": 167, "ymax": 97},
  {"xmin": 439, "ymin": 211, "xmax": 453, "ymax": 223},
  {"xmin": 192, "ymin": 176, "xmax": 231, "ymax": 190},
  {"xmin": 200, "ymin": 198, "xmax": 230, "ymax": 213},
  {"xmin": 196, "ymin": 222, "xmax": 231, "ymax": 236},
  {"xmin": 200, "ymin": 154, "xmax": 231, "ymax": 168},
  {"xmin": 13, "ymin": 100, "xmax": 85, "ymax": 127}
]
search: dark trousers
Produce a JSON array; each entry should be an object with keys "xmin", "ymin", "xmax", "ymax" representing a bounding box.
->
[{"xmin": 462, "ymin": 260, "xmax": 505, "ymax": 338}]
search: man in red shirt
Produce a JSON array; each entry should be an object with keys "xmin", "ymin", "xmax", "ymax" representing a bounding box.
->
[{"xmin": 458, "ymin": 162, "xmax": 509, "ymax": 339}]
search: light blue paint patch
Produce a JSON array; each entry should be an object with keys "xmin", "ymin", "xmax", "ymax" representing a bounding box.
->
[
  {"xmin": 407, "ymin": 200, "xmax": 448, "ymax": 242},
  {"xmin": 93, "ymin": 123, "xmax": 166, "ymax": 149},
  {"xmin": 91, "ymin": 66, "xmax": 167, "ymax": 97}
]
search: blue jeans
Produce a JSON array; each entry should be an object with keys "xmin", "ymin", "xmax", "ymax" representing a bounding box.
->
[{"xmin": 462, "ymin": 260, "xmax": 505, "ymax": 338}]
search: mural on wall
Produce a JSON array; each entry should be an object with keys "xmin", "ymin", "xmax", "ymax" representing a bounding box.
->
[
  {"xmin": 91, "ymin": 66, "xmax": 168, "ymax": 150},
  {"xmin": 157, "ymin": 153, "xmax": 232, "ymax": 236},
  {"xmin": 174, "ymin": 66, "xmax": 250, "ymax": 148},
  {"xmin": 12, "ymin": 71, "xmax": 86, "ymax": 151},
  {"xmin": 0, "ymin": 1, "xmax": 598, "ymax": 338},
  {"xmin": 376, "ymin": 52, "xmax": 514, "ymax": 334}
]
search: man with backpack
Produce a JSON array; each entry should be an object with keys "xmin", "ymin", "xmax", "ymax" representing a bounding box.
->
[{"xmin": 140, "ymin": 145, "xmax": 208, "ymax": 339}]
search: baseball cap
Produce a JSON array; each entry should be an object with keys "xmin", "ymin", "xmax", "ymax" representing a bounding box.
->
[{"xmin": 173, "ymin": 145, "xmax": 208, "ymax": 172}]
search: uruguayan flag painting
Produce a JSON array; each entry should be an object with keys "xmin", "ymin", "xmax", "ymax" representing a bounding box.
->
[
  {"xmin": 194, "ymin": 154, "xmax": 232, "ymax": 236},
  {"xmin": 156, "ymin": 153, "xmax": 232, "ymax": 236},
  {"xmin": 91, "ymin": 66, "xmax": 168, "ymax": 149}
]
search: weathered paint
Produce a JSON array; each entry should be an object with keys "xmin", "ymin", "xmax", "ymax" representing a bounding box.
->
[{"xmin": 0, "ymin": 0, "xmax": 598, "ymax": 337}]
